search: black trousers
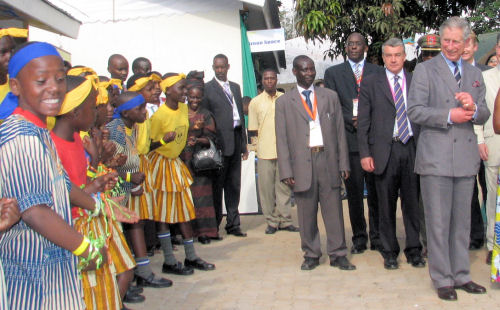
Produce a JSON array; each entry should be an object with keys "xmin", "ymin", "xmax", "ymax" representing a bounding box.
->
[
  {"xmin": 470, "ymin": 162, "xmax": 486, "ymax": 244},
  {"xmin": 213, "ymin": 129, "xmax": 242, "ymax": 232},
  {"xmin": 345, "ymin": 152, "xmax": 380, "ymax": 248},
  {"xmin": 375, "ymin": 139, "xmax": 421, "ymax": 259}
]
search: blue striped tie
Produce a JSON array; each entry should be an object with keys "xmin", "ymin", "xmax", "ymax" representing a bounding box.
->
[
  {"xmin": 452, "ymin": 61, "xmax": 461, "ymax": 87},
  {"xmin": 394, "ymin": 75, "xmax": 410, "ymax": 144}
]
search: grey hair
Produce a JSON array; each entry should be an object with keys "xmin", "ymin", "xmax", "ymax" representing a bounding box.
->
[
  {"xmin": 381, "ymin": 38, "xmax": 405, "ymax": 54},
  {"xmin": 439, "ymin": 16, "xmax": 471, "ymax": 41}
]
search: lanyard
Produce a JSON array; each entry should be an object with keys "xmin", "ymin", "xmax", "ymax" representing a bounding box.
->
[
  {"xmin": 387, "ymin": 73, "xmax": 406, "ymax": 102},
  {"xmin": 300, "ymin": 92, "xmax": 318, "ymax": 121}
]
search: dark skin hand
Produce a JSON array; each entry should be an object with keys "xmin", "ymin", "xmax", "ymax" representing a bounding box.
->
[
  {"xmin": 283, "ymin": 171, "xmax": 349, "ymax": 188},
  {"xmin": 105, "ymin": 153, "xmax": 127, "ymax": 169},
  {"xmin": 22, "ymin": 204, "xmax": 107, "ymax": 271},
  {"xmin": 84, "ymin": 172, "xmax": 119, "ymax": 194},
  {"xmin": 0, "ymin": 198, "xmax": 20, "ymax": 232}
]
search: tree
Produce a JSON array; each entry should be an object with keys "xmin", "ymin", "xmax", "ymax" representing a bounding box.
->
[
  {"xmin": 294, "ymin": 0, "xmax": 480, "ymax": 62},
  {"xmin": 468, "ymin": 0, "xmax": 500, "ymax": 34}
]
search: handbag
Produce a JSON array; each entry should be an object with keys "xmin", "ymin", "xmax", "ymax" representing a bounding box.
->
[{"xmin": 192, "ymin": 138, "xmax": 223, "ymax": 172}]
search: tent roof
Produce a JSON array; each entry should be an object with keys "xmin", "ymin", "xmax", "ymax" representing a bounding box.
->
[{"xmin": 46, "ymin": 0, "xmax": 261, "ymax": 24}]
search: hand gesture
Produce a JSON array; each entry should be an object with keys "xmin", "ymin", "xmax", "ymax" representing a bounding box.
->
[
  {"xmin": 162, "ymin": 131, "xmax": 177, "ymax": 143},
  {"xmin": 130, "ymin": 172, "xmax": 145, "ymax": 185},
  {"xmin": 0, "ymin": 198, "xmax": 20, "ymax": 232}
]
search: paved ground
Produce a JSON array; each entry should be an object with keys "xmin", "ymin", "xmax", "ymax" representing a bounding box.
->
[{"xmin": 130, "ymin": 202, "xmax": 500, "ymax": 310}]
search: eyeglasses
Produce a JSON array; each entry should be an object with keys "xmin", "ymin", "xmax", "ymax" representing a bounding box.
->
[{"xmin": 347, "ymin": 41, "xmax": 364, "ymax": 47}]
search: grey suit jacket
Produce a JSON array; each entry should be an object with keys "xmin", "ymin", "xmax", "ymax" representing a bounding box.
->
[
  {"xmin": 275, "ymin": 86, "xmax": 350, "ymax": 192},
  {"xmin": 407, "ymin": 54, "xmax": 490, "ymax": 177}
]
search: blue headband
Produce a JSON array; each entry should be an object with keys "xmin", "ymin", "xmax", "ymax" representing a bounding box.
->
[
  {"xmin": 112, "ymin": 94, "xmax": 145, "ymax": 119},
  {"xmin": 0, "ymin": 42, "xmax": 61, "ymax": 120},
  {"xmin": 8, "ymin": 42, "xmax": 61, "ymax": 78}
]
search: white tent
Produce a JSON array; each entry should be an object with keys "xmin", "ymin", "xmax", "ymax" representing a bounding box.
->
[{"xmin": 29, "ymin": 0, "xmax": 257, "ymax": 86}]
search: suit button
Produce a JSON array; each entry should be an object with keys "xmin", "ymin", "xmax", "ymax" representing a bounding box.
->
[
  {"xmin": 454, "ymin": 139, "xmax": 457, "ymax": 142},
  {"xmin": 468, "ymin": 138, "xmax": 472, "ymax": 142},
  {"xmin": 307, "ymin": 159, "xmax": 311, "ymax": 162}
]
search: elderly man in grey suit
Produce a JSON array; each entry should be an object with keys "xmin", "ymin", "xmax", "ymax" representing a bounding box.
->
[
  {"xmin": 407, "ymin": 17, "xmax": 490, "ymax": 301},
  {"xmin": 276, "ymin": 55, "xmax": 355, "ymax": 271}
]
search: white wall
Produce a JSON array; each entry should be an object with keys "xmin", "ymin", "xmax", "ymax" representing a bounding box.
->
[{"xmin": 29, "ymin": 9, "xmax": 244, "ymax": 86}]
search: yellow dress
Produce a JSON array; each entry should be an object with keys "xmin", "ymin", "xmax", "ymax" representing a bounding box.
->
[{"xmin": 149, "ymin": 103, "xmax": 195, "ymax": 223}]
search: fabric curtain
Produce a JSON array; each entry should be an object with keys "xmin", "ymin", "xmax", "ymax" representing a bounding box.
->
[{"xmin": 240, "ymin": 15, "xmax": 258, "ymax": 98}]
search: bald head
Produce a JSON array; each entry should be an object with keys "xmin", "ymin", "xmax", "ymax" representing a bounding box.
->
[{"xmin": 107, "ymin": 54, "xmax": 129, "ymax": 82}]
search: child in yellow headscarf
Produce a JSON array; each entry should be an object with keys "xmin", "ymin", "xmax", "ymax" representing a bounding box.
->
[{"xmin": 149, "ymin": 73, "xmax": 215, "ymax": 274}]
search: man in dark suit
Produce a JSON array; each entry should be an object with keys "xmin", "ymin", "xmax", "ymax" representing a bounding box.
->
[
  {"xmin": 202, "ymin": 54, "xmax": 248, "ymax": 237},
  {"xmin": 407, "ymin": 17, "xmax": 489, "ymax": 301},
  {"xmin": 324, "ymin": 32, "xmax": 381, "ymax": 254},
  {"xmin": 276, "ymin": 55, "xmax": 355, "ymax": 271},
  {"xmin": 358, "ymin": 38, "xmax": 425, "ymax": 270},
  {"xmin": 463, "ymin": 31, "xmax": 489, "ymax": 251}
]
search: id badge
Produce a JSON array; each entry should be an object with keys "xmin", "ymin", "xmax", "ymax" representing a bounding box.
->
[
  {"xmin": 352, "ymin": 98, "xmax": 358, "ymax": 117},
  {"xmin": 309, "ymin": 120, "xmax": 323, "ymax": 146}
]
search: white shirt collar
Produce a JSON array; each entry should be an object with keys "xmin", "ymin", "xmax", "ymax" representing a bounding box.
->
[
  {"xmin": 385, "ymin": 68, "xmax": 404, "ymax": 82},
  {"xmin": 297, "ymin": 84, "xmax": 314, "ymax": 95}
]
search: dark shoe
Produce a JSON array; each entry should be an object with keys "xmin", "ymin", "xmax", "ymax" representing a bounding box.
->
[
  {"xmin": 486, "ymin": 251, "xmax": 492, "ymax": 265},
  {"xmin": 185, "ymin": 258, "xmax": 215, "ymax": 271},
  {"xmin": 384, "ymin": 257, "xmax": 399, "ymax": 270},
  {"xmin": 469, "ymin": 240, "xmax": 484, "ymax": 250},
  {"xmin": 227, "ymin": 228, "xmax": 247, "ymax": 237},
  {"xmin": 123, "ymin": 291, "xmax": 145, "ymax": 303},
  {"xmin": 330, "ymin": 256, "xmax": 356, "ymax": 270},
  {"xmin": 136, "ymin": 273, "xmax": 172, "ymax": 288},
  {"xmin": 162, "ymin": 261, "xmax": 194, "ymax": 275},
  {"xmin": 301, "ymin": 257, "xmax": 320, "ymax": 270},
  {"xmin": 128, "ymin": 285, "xmax": 143, "ymax": 295},
  {"xmin": 454, "ymin": 281, "xmax": 486, "ymax": 294},
  {"xmin": 210, "ymin": 235, "xmax": 223, "ymax": 241},
  {"xmin": 407, "ymin": 255, "xmax": 426, "ymax": 268},
  {"xmin": 198, "ymin": 236, "xmax": 211, "ymax": 244},
  {"xmin": 279, "ymin": 225, "xmax": 300, "ymax": 232},
  {"xmin": 265, "ymin": 225, "xmax": 278, "ymax": 234},
  {"xmin": 351, "ymin": 244, "xmax": 367, "ymax": 254},
  {"xmin": 437, "ymin": 286, "xmax": 457, "ymax": 301}
]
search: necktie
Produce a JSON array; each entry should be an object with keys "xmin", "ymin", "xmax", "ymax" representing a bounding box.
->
[
  {"xmin": 223, "ymin": 82, "xmax": 233, "ymax": 104},
  {"xmin": 394, "ymin": 75, "xmax": 410, "ymax": 144},
  {"xmin": 302, "ymin": 90, "xmax": 313, "ymax": 117},
  {"xmin": 354, "ymin": 63, "xmax": 361, "ymax": 86},
  {"xmin": 452, "ymin": 61, "xmax": 461, "ymax": 87}
]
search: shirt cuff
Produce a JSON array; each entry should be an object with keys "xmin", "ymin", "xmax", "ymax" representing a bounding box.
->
[
  {"xmin": 448, "ymin": 111, "xmax": 453, "ymax": 124},
  {"xmin": 472, "ymin": 103, "xmax": 478, "ymax": 120}
]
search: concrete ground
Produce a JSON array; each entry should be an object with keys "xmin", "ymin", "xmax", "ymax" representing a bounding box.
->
[{"xmin": 130, "ymin": 202, "xmax": 500, "ymax": 310}]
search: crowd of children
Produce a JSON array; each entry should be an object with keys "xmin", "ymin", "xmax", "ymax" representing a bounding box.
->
[{"xmin": 0, "ymin": 30, "xmax": 216, "ymax": 310}]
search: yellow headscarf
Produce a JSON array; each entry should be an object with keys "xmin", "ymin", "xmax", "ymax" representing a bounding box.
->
[
  {"xmin": 0, "ymin": 28, "xmax": 28, "ymax": 39},
  {"xmin": 96, "ymin": 78, "xmax": 123, "ymax": 105},
  {"xmin": 128, "ymin": 73, "xmax": 161, "ymax": 92},
  {"xmin": 160, "ymin": 73, "xmax": 186, "ymax": 93},
  {"xmin": 58, "ymin": 76, "xmax": 97, "ymax": 115},
  {"xmin": 67, "ymin": 67, "xmax": 97, "ymax": 77}
]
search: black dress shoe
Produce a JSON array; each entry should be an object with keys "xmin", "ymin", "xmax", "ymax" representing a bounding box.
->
[
  {"xmin": 407, "ymin": 255, "xmax": 426, "ymax": 268},
  {"xmin": 469, "ymin": 240, "xmax": 484, "ymax": 250},
  {"xmin": 210, "ymin": 235, "xmax": 223, "ymax": 241},
  {"xmin": 301, "ymin": 257, "xmax": 320, "ymax": 270},
  {"xmin": 128, "ymin": 285, "xmax": 143, "ymax": 295},
  {"xmin": 123, "ymin": 291, "xmax": 145, "ymax": 303},
  {"xmin": 162, "ymin": 261, "xmax": 194, "ymax": 275},
  {"xmin": 454, "ymin": 281, "xmax": 486, "ymax": 294},
  {"xmin": 330, "ymin": 256, "xmax": 356, "ymax": 270},
  {"xmin": 265, "ymin": 225, "xmax": 277, "ymax": 234},
  {"xmin": 136, "ymin": 273, "xmax": 173, "ymax": 288},
  {"xmin": 351, "ymin": 245, "xmax": 367, "ymax": 254},
  {"xmin": 279, "ymin": 225, "xmax": 300, "ymax": 232},
  {"xmin": 384, "ymin": 257, "xmax": 399, "ymax": 270},
  {"xmin": 486, "ymin": 250, "xmax": 492, "ymax": 265},
  {"xmin": 437, "ymin": 286, "xmax": 457, "ymax": 301},
  {"xmin": 227, "ymin": 228, "xmax": 247, "ymax": 237},
  {"xmin": 185, "ymin": 258, "xmax": 215, "ymax": 271},
  {"xmin": 198, "ymin": 236, "xmax": 211, "ymax": 244}
]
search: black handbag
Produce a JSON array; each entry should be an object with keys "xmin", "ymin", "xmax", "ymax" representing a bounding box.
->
[{"xmin": 192, "ymin": 138, "xmax": 223, "ymax": 172}]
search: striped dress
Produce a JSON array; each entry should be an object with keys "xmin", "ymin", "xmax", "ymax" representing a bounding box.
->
[
  {"xmin": 0, "ymin": 112, "xmax": 84, "ymax": 310},
  {"xmin": 0, "ymin": 260, "xmax": 7, "ymax": 309}
]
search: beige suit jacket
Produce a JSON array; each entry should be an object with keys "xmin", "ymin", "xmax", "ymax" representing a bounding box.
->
[
  {"xmin": 275, "ymin": 86, "xmax": 349, "ymax": 192},
  {"xmin": 474, "ymin": 66, "xmax": 500, "ymax": 166}
]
